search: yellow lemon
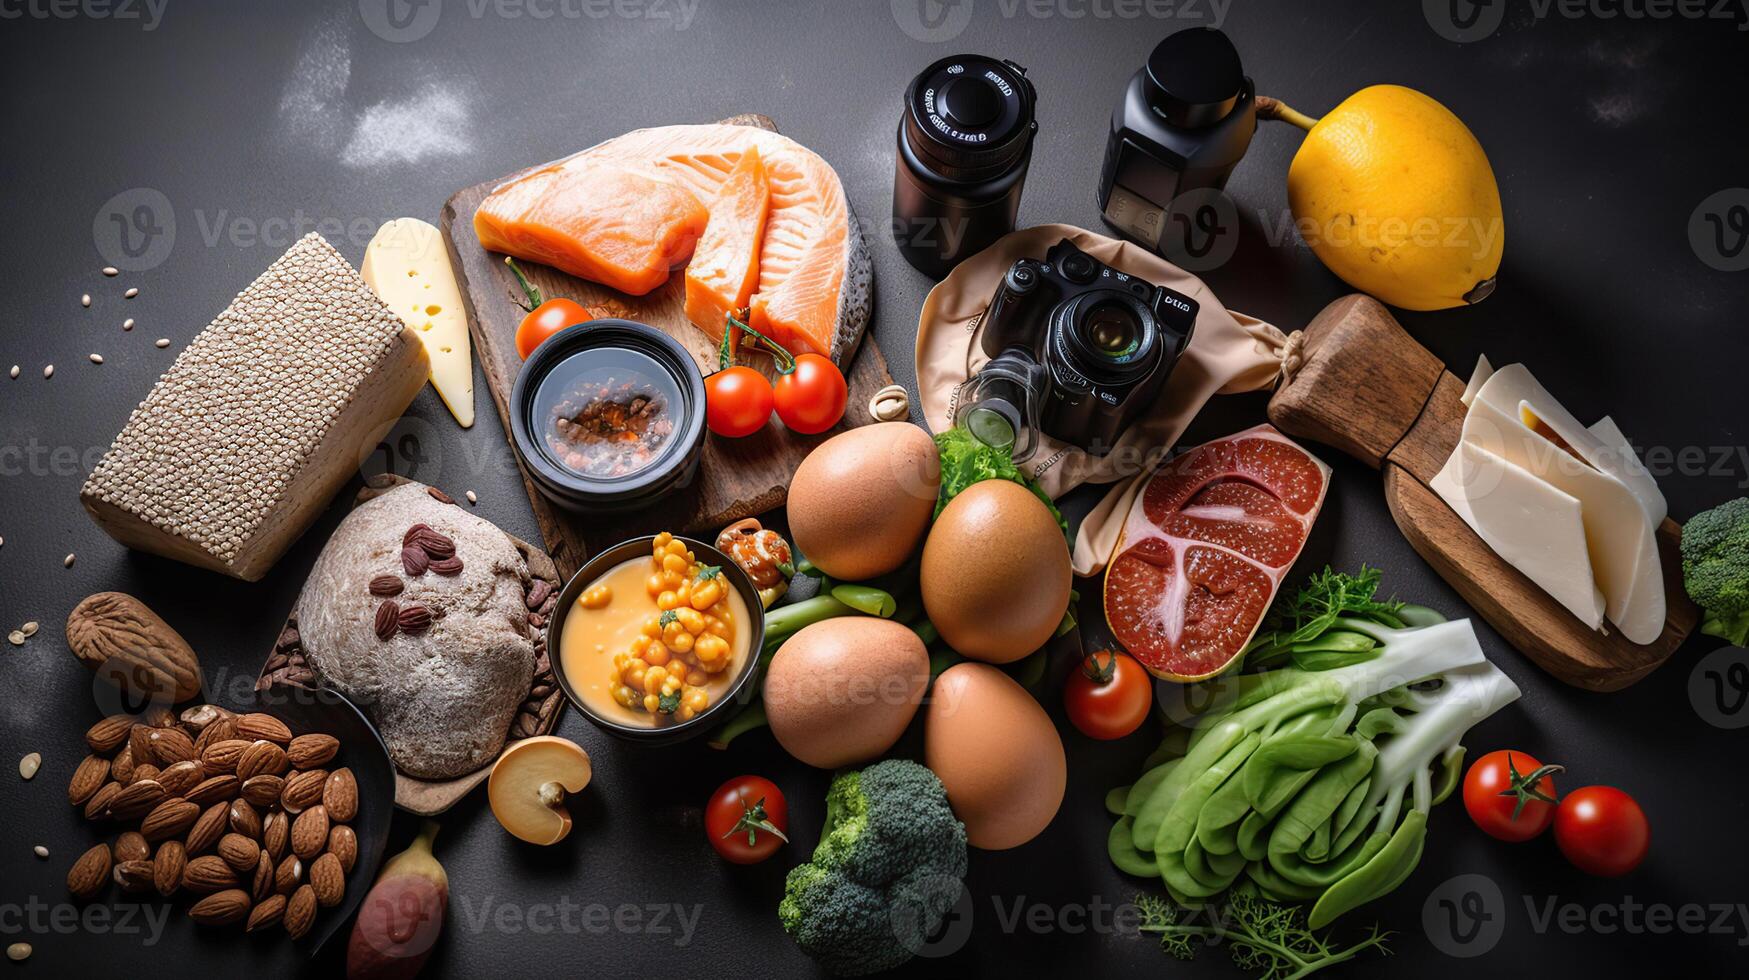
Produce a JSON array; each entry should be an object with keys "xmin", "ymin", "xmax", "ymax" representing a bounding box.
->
[{"xmin": 1267, "ymin": 85, "xmax": 1503, "ymax": 311}]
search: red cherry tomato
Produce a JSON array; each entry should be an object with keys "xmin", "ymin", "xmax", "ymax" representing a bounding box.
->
[
  {"xmin": 1462, "ymin": 750, "xmax": 1563, "ymax": 843},
  {"xmin": 705, "ymin": 775, "xmax": 789, "ymax": 865},
  {"xmin": 1064, "ymin": 650, "xmax": 1153, "ymax": 740},
  {"xmin": 1554, "ymin": 785, "xmax": 1649, "ymax": 877},
  {"xmin": 706, "ymin": 366, "xmax": 775, "ymax": 438},
  {"xmin": 773, "ymin": 354, "xmax": 847, "ymax": 434},
  {"xmin": 516, "ymin": 298, "xmax": 591, "ymax": 359}
]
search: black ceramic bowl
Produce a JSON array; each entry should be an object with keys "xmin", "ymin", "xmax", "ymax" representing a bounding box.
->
[
  {"xmin": 509, "ymin": 319, "xmax": 707, "ymax": 514},
  {"xmin": 245, "ymin": 685, "xmax": 394, "ymax": 956},
  {"xmin": 547, "ymin": 536, "xmax": 765, "ymax": 746}
]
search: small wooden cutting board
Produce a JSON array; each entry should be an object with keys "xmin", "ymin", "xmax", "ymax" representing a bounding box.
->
[
  {"xmin": 1268, "ymin": 294, "xmax": 1698, "ymax": 692},
  {"xmin": 439, "ymin": 114, "xmax": 895, "ymax": 577}
]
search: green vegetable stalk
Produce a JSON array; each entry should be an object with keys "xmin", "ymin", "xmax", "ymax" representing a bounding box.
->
[{"xmin": 1681, "ymin": 496, "xmax": 1749, "ymax": 645}]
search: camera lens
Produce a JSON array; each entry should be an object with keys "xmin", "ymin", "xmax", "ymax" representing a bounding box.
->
[
  {"xmin": 1060, "ymin": 252, "xmax": 1097, "ymax": 283},
  {"xmin": 1082, "ymin": 301, "xmax": 1142, "ymax": 359},
  {"xmin": 1051, "ymin": 291, "xmax": 1160, "ymax": 382}
]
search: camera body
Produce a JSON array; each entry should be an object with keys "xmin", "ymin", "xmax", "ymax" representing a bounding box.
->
[{"xmin": 964, "ymin": 239, "xmax": 1196, "ymax": 459}]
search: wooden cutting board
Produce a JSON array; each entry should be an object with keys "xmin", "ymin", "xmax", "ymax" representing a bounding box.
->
[
  {"xmin": 439, "ymin": 114, "xmax": 895, "ymax": 578},
  {"xmin": 1268, "ymin": 294, "xmax": 1698, "ymax": 692}
]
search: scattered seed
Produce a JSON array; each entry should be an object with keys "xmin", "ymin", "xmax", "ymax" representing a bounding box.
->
[
  {"xmin": 6, "ymin": 942, "xmax": 29, "ymax": 962},
  {"xmin": 63, "ymin": 553, "xmax": 75, "ymax": 568},
  {"xmin": 43, "ymin": 365, "xmax": 54, "ymax": 379},
  {"xmin": 123, "ymin": 318, "xmax": 135, "ymax": 331},
  {"xmin": 19, "ymin": 752, "xmax": 40, "ymax": 780},
  {"xmin": 6, "ymin": 631, "xmax": 22, "ymax": 647},
  {"xmin": 20, "ymin": 622, "xmax": 37, "ymax": 637},
  {"xmin": 89, "ymin": 353, "xmax": 104, "ymax": 365},
  {"xmin": 124, "ymin": 287, "xmax": 139, "ymax": 299},
  {"xmin": 81, "ymin": 293, "xmax": 92, "ymax": 307},
  {"xmin": 155, "ymin": 338, "xmax": 170, "ymax": 348},
  {"xmin": 465, "ymin": 490, "xmax": 478, "ymax": 504},
  {"xmin": 33, "ymin": 845, "xmax": 48, "ymax": 858},
  {"xmin": 103, "ymin": 266, "xmax": 119, "ymax": 277},
  {"xmin": 7, "ymin": 365, "xmax": 17, "ymax": 379}
]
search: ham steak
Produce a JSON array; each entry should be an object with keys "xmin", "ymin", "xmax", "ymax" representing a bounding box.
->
[{"xmin": 1104, "ymin": 424, "xmax": 1330, "ymax": 680}]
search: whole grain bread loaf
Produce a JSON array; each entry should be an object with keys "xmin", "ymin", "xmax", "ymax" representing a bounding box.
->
[{"xmin": 296, "ymin": 483, "xmax": 534, "ymax": 779}]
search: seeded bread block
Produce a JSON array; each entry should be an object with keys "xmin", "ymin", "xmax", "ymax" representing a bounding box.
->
[
  {"xmin": 80, "ymin": 233, "xmax": 430, "ymax": 581},
  {"xmin": 296, "ymin": 483, "xmax": 535, "ymax": 780}
]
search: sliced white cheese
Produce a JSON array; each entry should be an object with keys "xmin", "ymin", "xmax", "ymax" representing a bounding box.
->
[
  {"xmin": 1431, "ymin": 440, "xmax": 1606, "ymax": 630},
  {"xmin": 1459, "ymin": 354, "xmax": 1494, "ymax": 407},
  {"xmin": 362, "ymin": 218, "xmax": 474, "ymax": 428}
]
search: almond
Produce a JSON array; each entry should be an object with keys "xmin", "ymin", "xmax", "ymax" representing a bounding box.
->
[
  {"xmin": 130, "ymin": 763, "xmax": 160, "ymax": 785},
  {"xmin": 201, "ymin": 738, "xmax": 250, "ymax": 773},
  {"xmin": 184, "ymin": 774, "xmax": 238, "ymax": 806},
  {"xmin": 184, "ymin": 802, "xmax": 228, "ymax": 854},
  {"xmin": 374, "ymin": 599, "xmax": 399, "ymax": 640},
  {"xmin": 128, "ymin": 724, "xmax": 154, "ymax": 766},
  {"xmin": 234, "ymin": 713, "xmax": 292, "ymax": 745},
  {"xmin": 430, "ymin": 555, "xmax": 464, "ymax": 576},
  {"xmin": 236, "ymin": 740, "xmax": 288, "ymax": 780},
  {"xmin": 246, "ymin": 893, "xmax": 287, "ymax": 933},
  {"xmin": 181, "ymin": 854, "xmax": 239, "ymax": 893},
  {"xmin": 68, "ymin": 754, "xmax": 110, "ymax": 805},
  {"xmin": 107, "ymin": 779, "xmax": 166, "ymax": 820},
  {"xmin": 112, "ymin": 859, "xmax": 155, "ymax": 893},
  {"xmin": 111, "ymin": 744, "xmax": 136, "ymax": 784},
  {"xmin": 252, "ymin": 849, "xmax": 275, "ymax": 902},
  {"xmin": 283, "ymin": 884, "xmax": 316, "ymax": 939},
  {"xmin": 141, "ymin": 798, "xmax": 199, "ymax": 842},
  {"xmin": 147, "ymin": 727, "xmax": 197, "ymax": 765},
  {"xmin": 322, "ymin": 768, "xmax": 358, "ymax": 822},
  {"xmin": 280, "ymin": 769, "xmax": 326, "ymax": 813},
  {"xmin": 192, "ymin": 715, "xmax": 237, "ymax": 756},
  {"xmin": 83, "ymin": 781, "xmax": 122, "ymax": 821},
  {"xmin": 368, "ymin": 574, "xmax": 404, "ymax": 597},
  {"xmin": 153, "ymin": 840, "xmax": 186, "ymax": 897},
  {"xmin": 228, "ymin": 798, "xmax": 262, "ymax": 839},
  {"xmin": 188, "ymin": 888, "xmax": 251, "ymax": 926},
  {"xmin": 308, "ymin": 852, "xmax": 345, "ymax": 908},
  {"xmin": 180, "ymin": 703, "xmax": 232, "ymax": 736},
  {"xmin": 217, "ymin": 833, "xmax": 260, "ymax": 873},
  {"xmin": 241, "ymin": 773, "xmax": 286, "ymax": 807},
  {"xmin": 157, "ymin": 760, "xmax": 205, "ymax": 797},
  {"xmin": 144, "ymin": 705, "xmax": 179, "ymax": 729},
  {"xmin": 290, "ymin": 805, "xmax": 328, "ymax": 860},
  {"xmin": 274, "ymin": 853, "xmax": 303, "ymax": 895},
  {"xmin": 113, "ymin": 831, "xmax": 150, "ymax": 864},
  {"xmin": 396, "ymin": 602, "xmax": 432, "ymax": 634},
  {"xmin": 262, "ymin": 811, "xmax": 290, "ymax": 861},
  {"xmin": 285, "ymin": 733, "xmax": 339, "ymax": 769},
  {"xmin": 85, "ymin": 714, "xmax": 132, "ymax": 753},
  {"xmin": 401, "ymin": 546, "xmax": 429, "ymax": 577},
  {"xmin": 326, "ymin": 825, "xmax": 358, "ymax": 873},
  {"xmin": 67, "ymin": 843, "xmax": 112, "ymax": 900}
]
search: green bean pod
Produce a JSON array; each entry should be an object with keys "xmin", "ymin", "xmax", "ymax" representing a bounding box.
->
[
  {"xmin": 1108, "ymin": 817, "xmax": 1159, "ymax": 878},
  {"xmin": 1308, "ymin": 809, "xmax": 1428, "ymax": 928},
  {"xmin": 830, "ymin": 583, "xmax": 897, "ymax": 618}
]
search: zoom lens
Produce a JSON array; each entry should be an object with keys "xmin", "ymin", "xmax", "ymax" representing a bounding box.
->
[
  {"xmin": 1081, "ymin": 300, "xmax": 1143, "ymax": 359},
  {"xmin": 1053, "ymin": 291, "xmax": 1159, "ymax": 382}
]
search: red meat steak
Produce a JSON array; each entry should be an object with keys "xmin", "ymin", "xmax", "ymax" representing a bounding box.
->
[{"xmin": 1104, "ymin": 424, "xmax": 1329, "ymax": 680}]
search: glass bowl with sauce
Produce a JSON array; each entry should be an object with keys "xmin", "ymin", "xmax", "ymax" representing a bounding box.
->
[
  {"xmin": 548, "ymin": 534, "xmax": 765, "ymax": 745},
  {"xmin": 510, "ymin": 320, "xmax": 707, "ymax": 513}
]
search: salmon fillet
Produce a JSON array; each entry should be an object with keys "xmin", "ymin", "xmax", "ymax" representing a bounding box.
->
[
  {"xmin": 684, "ymin": 145, "xmax": 770, "ymax": 346},
  {"xmin": 474, "ymin": 158, "xmax": 708, "ymax": 297}
]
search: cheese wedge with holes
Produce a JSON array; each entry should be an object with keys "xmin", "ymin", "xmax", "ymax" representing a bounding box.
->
[{"xmin": 362, "ymin": 218, "xmax": 474, "ymax": 428}]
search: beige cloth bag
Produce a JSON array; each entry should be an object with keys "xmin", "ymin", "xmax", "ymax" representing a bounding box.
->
[{"xmin": 915, "ymin": 224, "xmax": 1292, "ymax": 577}]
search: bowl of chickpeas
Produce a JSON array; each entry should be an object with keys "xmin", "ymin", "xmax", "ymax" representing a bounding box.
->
[{"xmin": 550, "ymin": 532, "xmax": 765, "ymax": 744}]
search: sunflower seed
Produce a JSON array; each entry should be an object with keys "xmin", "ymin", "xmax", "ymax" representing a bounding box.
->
[
  {"xmin": 6, "ymin": 943, "xmax": 28, "ymax": 962},
  {"xmin": 123, "ymin": 318, "xmax": 135, "ymax": 331},
  {"xmin": 103, "ymin": 266, "xmax": 119, "ymax": 276},
  {"xmin": 155, "ymin": 338, "xmax": 170, "ymax": 349},
  {"xmin": 33, "ymin": 845, "xmax": 48, "ymax": 858},
  {"xmin": 7, "ymin": 365, "xmax": 17, "ymax": 379},
  {"xmin": 43, "ymin": 365, "xmax": 53, "ymax": 379},
  {"xmin": 81, "ymin": 293, "xmax": 91, "ymax": 308},
  {"xmin": 20, "ymin": 622, "xmax": 37, "ymax": 637},
  {"xmin": 19, "ymin": 753, "xmax": 40, "ymax": 779},
  {"xmin": 124, "ymin": 287, "xmax": 139, "ymax": 299},
  {"xmin": 465, "ymin": 490, "xmax": 477, "ymax": 504},
  {"xmin": 63, "ymin": 553, "xmax": 75, "ymax": 568},
  {"xmin": 90, "ymin": 354, "xmax": 104, "ymax": 365},
  {"xmin": 6, "ymin": 631, "xmax": 22, "ymax": 647}
]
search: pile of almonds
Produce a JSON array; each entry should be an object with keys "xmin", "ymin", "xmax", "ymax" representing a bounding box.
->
[{"xmin": 66, "ymin": 703, "xmax": 360, "ymax": 938}]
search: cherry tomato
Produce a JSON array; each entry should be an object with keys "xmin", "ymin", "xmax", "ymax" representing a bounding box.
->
[
  {"xmin": 705, "ymin": 775, "xmax": 789, "ymax": 865},
  {"xmin": 1554, "ymin": 785, "xmax": 1649, "ymax": 877},
  {"xmin": 705, "ymin": 366, "xmax": 775, "ymax": 438},
  {"xmin": 773, "ymin": 354, "xmax": 847, "ymax": 434},
  {"xmin": 515, "ymin": 298, "xmax": 590, "ymax": 359},
  {"xmin": 1462, "ymin": 750, "xmax": 1563, "ymax": 843},
  {"xmin": 1064, "ymin": 649, "xmax": 1153, "ymax": 740}
]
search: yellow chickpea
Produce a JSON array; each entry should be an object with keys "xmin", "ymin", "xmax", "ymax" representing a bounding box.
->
[
  {"xmin": 662, "ymin": 570, "xmax": 684, "ymax": 590},
  {"xmin": 613, "ymin": 686, "xmax": 637, "ymax": 708},
  {"xmin": 643, "ymin": 665, "xmax": 668, "ymax": 694},
  {"xmin": 665, "ymin": 628, "xmax": 694, "ymax": 654},
  {"xmin": 640, "ymin": 616, "xmax": 663, "ymax": 639},
  {"xmin": 653, "ymin": 531, "xmax": 674, "ymax": 549},
  {"xmin": 579, "ymin": 584, "xmax": 612, "ymax": 609},
  {"xmin": 676, "ymin": 705, "xmax": 696, "ymax": 721},
  {"xmin": 684, "ymin": 688, "xmax": 710, "ymax": 713},
  {"xmin": 704, "ymin": 614, "xmax": 730, "ymax": 638},
  {"xmin": 644, "ymin": 645, "xmax": 671, "ymax": 667},
  {"xmin": 646, "ymin": 572, "xmax": 667, "ymax": 595},
  {"xmin": 686, "ymin": 668, "xmax": 708, "ymax": 686},
  {"xmin": 675, "ymin": 607, "xmax": 706, "ymax": 635},
  {"xmin": 693, "ymin": 633, "xmax": 729, "ymax": 667},
  {"xmin": 689, "ymin": 567, "xmax": 724, "ymax": 610},
  {"xmin": 657, "ymin": 590, "xmax": 681, "ymax": 611},
  {"xmin": 643, "ymin": 693, "xmax": 660, "ymax": 713}
]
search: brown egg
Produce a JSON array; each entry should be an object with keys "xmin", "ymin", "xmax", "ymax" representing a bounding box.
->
[
  {"xmin": 763, "ymin": 618, "xmax": 929, "ymax": 769},
  {"xmin": 924, "ymin": 663, "xmax": 1065, "ymax": 849},
  {"xmin": 921, "ymin": 480, "xmax": 1071, "ymax": 663},
  {"xmin": 787, "ymin": 422, "xmax": 940, "ymax": 580}
]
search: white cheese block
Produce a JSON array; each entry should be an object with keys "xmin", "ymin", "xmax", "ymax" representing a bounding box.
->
[
  {"xmin": 1459, "ymin": 354, "xmax": 1494, "ymax": 407},
  {"xmin": 362, "ymin": 218, "xmax": 474, "ymax": 428},
  {"xmin": 1431, "ymin": 440, "xmax": 1606, "ymax": 630}
]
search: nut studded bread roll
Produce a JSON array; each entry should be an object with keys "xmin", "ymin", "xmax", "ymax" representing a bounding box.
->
[{"xmin": 295, "ymin": 484, "xmax": 534, "ymax": 779}]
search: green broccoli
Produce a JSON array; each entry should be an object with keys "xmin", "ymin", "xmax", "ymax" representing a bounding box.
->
[
  {"xmin": 778, "ymin": 760, "xmax": 968, "ymax": 976},
  {"xmin": 1682, "ymin": 497, "xmax": 1749, "ymax": 645}
]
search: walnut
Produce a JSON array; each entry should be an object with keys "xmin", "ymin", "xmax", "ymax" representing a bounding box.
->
[{"xmin": 66, "ymin": 593, "xmax": 203, "ymax": 704}]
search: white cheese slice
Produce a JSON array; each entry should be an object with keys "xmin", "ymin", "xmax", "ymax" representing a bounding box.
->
[
  {"xmin": 1459, "ymin": 354, "xmax": 1494, "ymax": 407},
  {"xmin": 362, "ymin": 218, "xmax": 474, "ymax": 428},
  {"xmin": 1431, "ymin": 440, "xmax": 1606, "ymax": 630}
]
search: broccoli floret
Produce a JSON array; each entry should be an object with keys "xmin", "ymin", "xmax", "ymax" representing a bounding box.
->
[
  {"xmin": 779, "ymin": 760, "xmax": 968, "ymax": 976},
  {"xmin": 1682, "ymin": 497, "xmax": 1749, "ymax": 645}
]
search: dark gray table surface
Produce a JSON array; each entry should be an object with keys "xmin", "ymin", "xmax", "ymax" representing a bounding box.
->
[{"xmin": 4, "ymin": 1, "xmax": 1747, "ymax": 976}]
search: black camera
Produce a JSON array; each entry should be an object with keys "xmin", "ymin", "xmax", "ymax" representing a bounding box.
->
[{"xmin": 958, "ymin": 239, "xmax": 1196, "ymax": 460}]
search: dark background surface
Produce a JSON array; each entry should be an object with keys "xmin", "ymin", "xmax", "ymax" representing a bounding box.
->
[{"xmin": 4, "ymin": 0, "xmax": 1748, "ymax": 976}]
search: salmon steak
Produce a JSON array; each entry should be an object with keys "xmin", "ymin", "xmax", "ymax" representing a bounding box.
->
[
  {"xmin": 1104, "ymin": 424, "xmax": 1330, "ymax": 681},
  {"xmin": 685, "ymin": 144, "xmax": 770, "ymax": 347},
  {"xmin": 474, "ymin": 123, "xmax": 872, "ymax": 367}
]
